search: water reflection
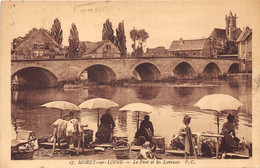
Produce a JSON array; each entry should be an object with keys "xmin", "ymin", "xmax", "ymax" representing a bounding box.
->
[
  {"xmin": 136, "ymin": 86, "xmax": 161, "ymax": 100},
  {"xmin": 11, "ymin": 80, "xmax": 252, "ymax": 145},
  {"xmin": 88, "ymin": 86, "xmax": 117, "ymax": 99},
  {"xmin": 174, "ymin": 87, "xmax": 193, "ymax": 97}
]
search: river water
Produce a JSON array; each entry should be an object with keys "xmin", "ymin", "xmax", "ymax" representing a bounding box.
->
[{"xmin": 11, "ymin": 80, "xmax": 252, "ymax": 146}]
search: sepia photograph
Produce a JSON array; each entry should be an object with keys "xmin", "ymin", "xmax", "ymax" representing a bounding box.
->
[{"xmin": 1, "ymin": 1, "xmax": 260, "ymax": 168}]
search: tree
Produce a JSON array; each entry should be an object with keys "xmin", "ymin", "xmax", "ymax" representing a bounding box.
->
[
  {"xmin": 135, "ymin": 46, "xmax": 143, "ymax": 57},
  {"xmin": 50, "ymin": 18, "xmax": 63, "ymax": 45},
  {"xmin": 224, "ymin": 41, "xmax": 238, "ymax": 54},
  {"xmin": 130, "ymin": 27, "xmax": 138, "ymax": 55},
  {"xmin": 68, "ymin": 23, "xmax": 79, "ymax": 57},
  {"xmin": 78, "ymin": 42, "xmax": 86, "ymax": 57},
  {"xmin": 137, "ymin": 29, "xmax": 149, "ymax": 50},
  {"xmin": 115, "ymin": 21, "xmax": 127, "ymax": 57},
  {"xmin": 102, "ymin": 19, "xmax": 115, "ymax": 43},
  {"xmin": 130, "ymin": 28, "xmax": 149, "ymax": 56}
]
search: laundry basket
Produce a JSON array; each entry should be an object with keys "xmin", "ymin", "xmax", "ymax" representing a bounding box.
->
[{"xmin": 113, "ymin": 140, "xmax": 130, "ymax": 159}]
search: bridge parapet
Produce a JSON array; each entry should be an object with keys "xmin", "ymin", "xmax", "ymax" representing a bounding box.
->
[{"xmin": 11, "ymin": 57, "xmax": 242, "ymax": 86}]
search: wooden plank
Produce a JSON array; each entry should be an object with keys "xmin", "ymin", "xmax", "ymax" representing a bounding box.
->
[
  {"xmin": 95, "ymin": 144, "xmax": 113, "ymax": 148},
  {"xmin": 225, "ymin": 153, "xmax": 249, "ymax": 158},
  {"xmin": 165, "ymin": 150, "xmax": 185, "ymax": 155},
  {"xmin": 200, "ymin": 133, "xmax": 224, "ymax": 138},
  {"xmin": 40, "ymin": 142, "xmax": 67, "ymax": 149},
  {"xmin": 225, "ymin": 149, "xmax": 249, "ymax": 158},
  {"xmin": 94, "ymin": 147, "xmax": 105, "ymax": 152},
  {"xmin": 181, "ymin": 132, "xmax": 224, "ymax": 138},
  {"xmin": 131, "ymin": 145, "xmax": 142, "ymax": 151}
]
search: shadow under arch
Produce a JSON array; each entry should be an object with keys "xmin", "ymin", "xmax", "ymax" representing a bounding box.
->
[
  {"xmin": 132, "ymin": 63, "xmax": 161, "ymax": 81},
  {"xmin": 228, "ymin": 63, "xmax": 240, "ymax": 74},
  {"xmin": 173, "ymin": 62, "xmax": 196, "ymax": 79},
  {"xmin": 202, "ymin": 62, "xmax": 222, "ymax": 78},
  {"xmin": 80, "ymin": 64, "xmax": 116, "ymax": 84},
  {"xmin": 12, "ymin": 67, "xmax": 58, "ymax": 90}
]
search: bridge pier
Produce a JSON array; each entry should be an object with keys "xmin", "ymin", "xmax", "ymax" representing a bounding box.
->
[{"xmin": 11, "ymin": 57, "xmax": 243, "ymax": 87}]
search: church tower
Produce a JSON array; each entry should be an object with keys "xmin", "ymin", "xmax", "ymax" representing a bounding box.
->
[{"xmin": 225, "ymin": 11, "xmax": 238, "ymax": 41}]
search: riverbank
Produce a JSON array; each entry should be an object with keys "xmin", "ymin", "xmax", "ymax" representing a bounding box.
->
[
  {"xmin": 58, "ymin": 74, "xmax": 252, "ymax": 88},
  {"xmin": 33, "ymin": 147, "xmax": 192, "ymax": 160},
  {"xmin": 11, "ymin": 73, "xmax": 252, "ymax": 91}
]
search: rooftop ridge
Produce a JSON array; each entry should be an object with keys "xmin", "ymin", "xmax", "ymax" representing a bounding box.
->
[{"xmin": 171, "ymin": 38, "xmax": 207, "ymax": 42}]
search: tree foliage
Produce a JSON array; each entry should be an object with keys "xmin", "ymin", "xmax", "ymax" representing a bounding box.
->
[
  {"xmin": 137, "ymin": 29, "xmax": 149, "ymax": 46},
  {"xmin": 50, "ymin": 18, "xmax": 63, "ymax": 45},
  {"xmin": 68, "ymin": 23, "xmax": 79, "ymax": 57},
  {"xmin": 115, "ymin": 21, "xmax": 127, "ymax": 57},
  {"xmin": 102, "ymin": 19, "xmax": 115, "ymax": 43},
  {"xmin": 224, "ymin": 41, "xmax": 238, "ymax": 54},
  {"xmin": 130, "ymin": 28, "xmax": 149, "ymax": 56},
  {"xmin": 78, "ymin": 42, "xmax": 86, "ymax": 57},
  {"xmin": 130, "ymin": 28, "xmax": 138, "ymax": 53}
]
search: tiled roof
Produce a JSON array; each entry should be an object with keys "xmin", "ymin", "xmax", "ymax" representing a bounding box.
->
[
  {"xmin": 15, "ymin": 29, "xmax": 61, "ymax": 51},
  {"xmin": 79, "ymin": 41, "xmax": 106, "ymax": 54},
  {"xmin": 209, "ymin": 28, "xmax": 226, "ymax": 38},
  {"xmin": 169, "ymin": 39, "xmax": 207, "ymax": 51},
  {"xmin": 236, "ymin": 28, "xmax": 252, "ymax": 42}
]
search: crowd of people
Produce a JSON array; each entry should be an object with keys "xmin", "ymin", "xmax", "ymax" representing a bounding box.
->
[{"xmin": 52, "ymin": 109, "xmax": 242, "ymax": 158}]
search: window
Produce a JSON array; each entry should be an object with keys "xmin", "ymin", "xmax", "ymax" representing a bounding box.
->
[
  {"xmin": 45, "ymin": 43, "xmax": 50, "ymax": 50},
  {"xmin": 249, "ymin": 51, "xmax": 252, "ymax": 58},
  {"xmin": 106, "ymin": 45, "xmax": 111, "ymax": 49}
]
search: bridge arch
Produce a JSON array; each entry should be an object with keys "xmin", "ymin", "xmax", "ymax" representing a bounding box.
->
[
  {"xmin": 228, "ymin": 63, "xmax": 240, "ymax": 74},
  {"xmin": 79, "ymin": 64, "xmax": 116, "ymax": 84},
  {"xmin": 132, "ymin": 62, "xmax": 161, "ymax": 81},
  {"xmin": 173, "ymin": 62, "xmax": 196, "ymax": 79},
  {"xmin": 202, "ymin": 62, "xmax": 222, "ymax": 78},
  {"xmin": 12, "ymin": 67, "xmax": 58, "ymax": 89}
]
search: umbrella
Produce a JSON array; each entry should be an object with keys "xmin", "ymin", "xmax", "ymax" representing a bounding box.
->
[
  {"xmin": 79, "ymin": 98, "xmax": 118, "ymax": 127},
  {"xmin": 194, "ymin": 94, "xmax": 243, "ymax": 159},
  {"xmin": 194, "ymin": 94, "xmax": 243, "ymax": 134},
  {"xmin": 119, "ymin": 103, "xmax": 155, "ymax": 130},
  {"xmin": 41, "ymin": 101, "xmax": 80, "ymax": 118}
]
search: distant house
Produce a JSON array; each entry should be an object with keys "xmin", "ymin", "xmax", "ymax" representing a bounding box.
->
[
  {"xmin": 237, "ymin": 27, "xmax": 252, "ymax": 72},
  {"xmin": 12, "ymin": 29, "xmax": 65, "ymax": 60},
  {"xmin": 79, "ymin": 40, "xmax": 120, "ymax": 58},
  {"xmin": 168, "ymin": 38, "xmax": 216, "ymax": 57},
  {"xmin": 145, "ymin": 46, "xmax": 169, "ymax": 57}
]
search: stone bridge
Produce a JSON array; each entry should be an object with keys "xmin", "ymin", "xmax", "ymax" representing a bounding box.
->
[{"xmin": 11, "ymin": 56, "xmax": 242, "ymax": 87}]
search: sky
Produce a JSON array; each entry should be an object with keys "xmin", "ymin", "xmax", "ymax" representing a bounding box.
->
[{"xmin": 3, "ymin": 1, "xmax": 257, "ymax": 53}]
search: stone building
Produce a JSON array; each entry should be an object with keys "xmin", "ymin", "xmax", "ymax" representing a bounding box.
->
[
  {"xmin": 209, "ymin": 11, "xmax": 242, "ymax": 54},
  {"xmin": 168, "ymin": 38, "xmax": 216, "ymax": 57},
  {"xmin": 209, "ymin": 28, "xmax": 227, "ymax": 54},
  {"xmin": 237, "ymin": 27, "xmax": 252, "ymax": 72},
  {"xmin": 225, "ymin": 11, "xmax": 241, "ymax": 42},
  {"xmin": 79, "ymin": 40, "xmax": 120, "ymax": 58},
  {"xmin": 11, "ymin": 29, "xmax": 65, "ymax": 60},
  {"xmin": 145, "ymin": 46, "xmax": 169, "ymax": 57}
]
